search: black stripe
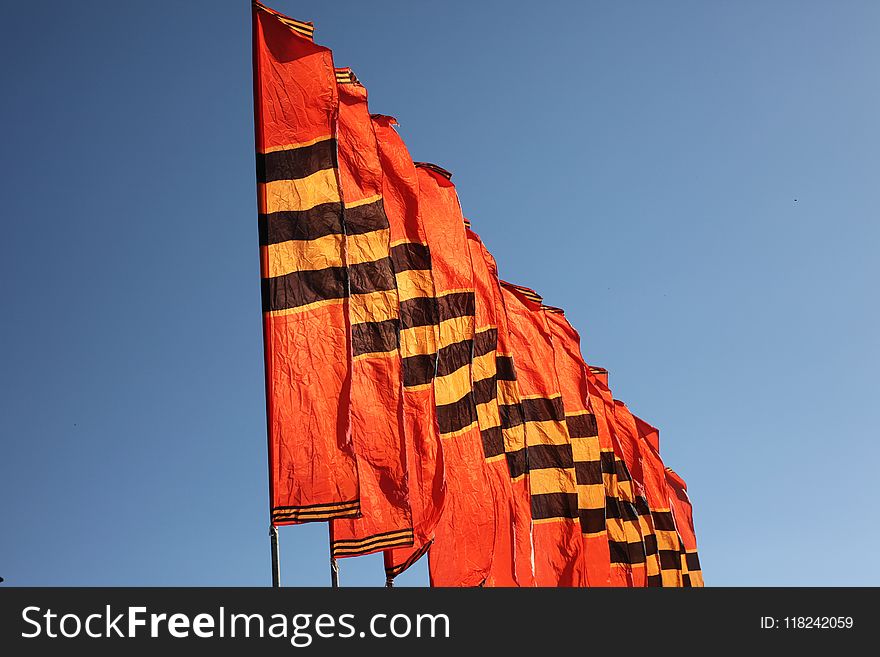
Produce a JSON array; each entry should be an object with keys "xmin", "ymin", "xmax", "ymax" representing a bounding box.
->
[
  {"xmin": 345, "ymin": 199, "xmax": 389, "ymax": 235},
  {"xmin": 685, "ymin": 552, "xmax": 701, "ymax": 571},
  {"xmin": 659, "ymin": 549, "xmax": 681, "ymax": 571},
  {"xmin": 263, "ymin": 266, "xmax": 347, "ymax": 312},
  {"xmin": 647, "ymin": 574, "xmax": 663, "ymax": 588},
  {"xmin": 390, "ymin": 242, "xmax": 432, "ymax": 273},
  {"xmin": 609, "ymin": 540, "xmax": 631, "ymax": 564},
  {"xmin": 651, "ymin": 510, "xmax": 677, "ymax": 532},
  {"xmin": 627, "ymin": 539, "xmax": 647, "ymax": 565},
  {"xmin": 682, "ymin": 573, "xmax": 692, "ymax": 587},
  {"xmin": 528, "ymin": 443, "xmax": 573, "ymax": 470},
  {"xmin": 436, "ymin": 339, "xmax": 472, "ymax": 378},
  {"xmin": 600, "ymin": 452, "xmax": 616, "ymax": 475},
  {"xmin": 496, "ymin": 355, "xmax": 517, "ymax": 381},
  {"xmin": 257, "ymin": 139, "xmax": 337, "ymax": 183},
  {"xmin": 606, "ymin": 498, "xmax": 640, "ymax": 523},
  {"xmin": 634, "ymin": 496, "xmax": 651, "ymax": 517},
  {"xmin": 402, "ymin": 354, "xmax": 436, "ymax": 388},
  {"xmin": 643, "ymin": 533, "xmax": 658, "ymax": 556},
  {"xmin": 521, "ymin": 396, "xmax": 565, "ymax": 423},
  {"xmin": 499, "ymin": 403, "xmax": 524, "ymax": 430},
  {"xmin": 615, "ymin": 458, "xmax": 633, "ymax": 482},
  {"xmin": 436, "ymin": 393, "xmax": 477, "ymax": 435},
  {"xmin": 259, "ymin": 202, "xmax": 343, "ymax": 246},
  {"xmin": 480, "ymin": 425, "xmax": 504, "ymax": 459},
  {"xmin": 506, "ymin": 448, "xmax": 527, "ymax": 479},
  {"xmin": 579, "ymin": 508, "xmax": 605, "ymax": 534},
  {"xmin": 566, "ymin": 413, "xmax": 598, "ymax": 439},
  {"xmin": 437, "ymin": 292, "xmax": 475, "ymax": 322},
  {"xmin": 352, "ymin": 319, "xmax": 398, "ymax": 357},
  {"xmin": 473, "ymin": 328, "xmax": 497, "ymax": 358},
  {"xmin": 473, "ymin": 375, "xmax": 497, "ymax": 406},
  {"xmin": 399, "ymin": 296, "xmax": 439, "ymax": 329},
  {"xmin": 531, "ymin": 492, "xmax": 578, "ymax": 520},
  {"xmin": 575, "ymin": 460, "xmax": 603, "ymax": 486},
  {"xmin": 349, "ymin": 258, "xmax": 396, "ymax": 295}
]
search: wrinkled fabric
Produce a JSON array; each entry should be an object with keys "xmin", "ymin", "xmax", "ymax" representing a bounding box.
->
[
  {"xmin": 374, "ymin": 115, "xmax": 446, "ymax": 582},
  {"xmin": 253, "ymin": 1, "xmax": 359, "ymax": 524},
  {"xmin": 665, "ymin": 467, "xmax": 704, "ymax": 587},
  {"xmin": 500, "ymin": 283, "xmax": 584, "ymax": 587},
  {"xmin": 543, "ymin": 307, "xmax": 611, "ymax": 586},
  {"xmin": 418, "ymin": 166, "xmax": 496, "ymax": 587},
  {"xmin": 466, "ymin": 225, "xmax": 519, "ymax": 586},
  {"xmin": 328, "ymin": 71, "xmax": 412, "ymax": 557}
]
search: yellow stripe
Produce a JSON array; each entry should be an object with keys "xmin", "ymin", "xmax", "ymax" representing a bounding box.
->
[
  {"xmin": 496, "ymin": 379, "xmax": 521, "ymax": 403},
  {"xmin": 350, "ymin": 289, "xmax": 398, "ymax": 325},
  {"xmin": 261, "ymin": 168, "xmax": 340, "ymax": 214},
  {"xmin": 529, "ymin": 467, "xmax": 578, "ymax": 496},
  {"xmin": 347, "ymin": 229, "xmax": 391, "ymax": 266},
  {"xmin": 344, "ymin": 193, "xmax": 382, "ymax": 209},
  {"xmin": 434, "ymin": 364, "xmax": 471, "ymax": 406},
  {"xmin": 266, "ymin": 297, "xmax": 345, "ymax": 318},
  {"xmin": 570, "ymin": 438, "xmax": 600, "ymax": 462},
  {"xmin": 475, "ymin": 399, "xmax": 501, "ymax": 429},
  {"xmin": 437, "ymin": 315, "xmax": 472, "ymax": 350},
  {"xmin": 264, "ymin": 233, "xmax": 343, "ymax": 277},
  {"xmin": 399, "ymin": 324, "xmax": 438, "ymax": 359},
  {"xmin": 471, "ymin": 350, "xmax": 496, "ymax": 381},
  {"xmin": 532, "ymin": 516, "xmax": 579, "ymax": 526},
  {"xmin": 396, "ymin": 268, "xmax": 434, "ymax": 302},
  {"xmin": 260, "ymin": 135, "xmax": 332, "ymax": 155},
  {"xmin": 522, "ymin": 419, "xmax": 570, "ymax": 447}
]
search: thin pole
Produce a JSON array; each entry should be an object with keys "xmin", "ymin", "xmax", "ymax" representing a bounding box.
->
[
  {"xmin": 330, "ymin": 556, "xmax": 340, "ymax": 588},
  {"xmin": 270, "ymin": 525, "xmax": 281, "ymax": 587}
]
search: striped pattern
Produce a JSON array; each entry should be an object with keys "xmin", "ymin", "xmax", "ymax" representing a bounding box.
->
[
  {"xmin": 254, "ymin": 2, "xmax": 315, "ymax": 40},
  {"xmin": 335, "ymin": 67, "xmax": 361, "ymax": 85},
  {"xmin": 272, "ymin": 500, "xmax": 359, "ymax": 524},
  {"xmin": 414, "ymin": 162, "xmax": 453, "ymax": 180},
  {"xmin": 258, "ymin": 136, "xmax": 348, "ymax": 316},
  {"xmin": 332, "ymin": 528, "xmax": 415, "ymax": 557}
]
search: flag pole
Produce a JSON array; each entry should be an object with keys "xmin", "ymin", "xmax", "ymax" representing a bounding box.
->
[
  {"xmin": 252, "ymin": 0, "xmax": 281, "ymax": 590},
  {"xmin": 270, "ymin": 524, "xmax": 281, "ymax": 587},
  {"xmin": 329, "ymin": 524, "xmax": 340, "ymax": 587}
]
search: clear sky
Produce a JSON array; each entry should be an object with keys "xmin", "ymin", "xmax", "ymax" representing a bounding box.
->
[{"xmin": 1, "ymin": 0, "xmax": 878, "ymax": 587}]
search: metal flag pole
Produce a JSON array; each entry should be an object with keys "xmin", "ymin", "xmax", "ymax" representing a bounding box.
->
[
  {"xmin": 329, "ymin": 524, "xmax": 340, "ymax": 587},
  {"xmin": 270, "ymin": 524, "xmax": 281, "ymax": 587}
]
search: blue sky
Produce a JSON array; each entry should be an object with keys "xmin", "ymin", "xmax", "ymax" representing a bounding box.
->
[{"xmin": 1, "ymin": 0, "xmax": 877, "ymax": 586}]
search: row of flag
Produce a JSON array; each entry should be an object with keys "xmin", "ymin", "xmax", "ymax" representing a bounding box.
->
[{"xmin": 252, "ymin": 1, "xmax": 702, "ymax": 587}]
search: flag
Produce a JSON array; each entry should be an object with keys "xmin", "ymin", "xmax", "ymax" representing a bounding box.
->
[
  {"xmin": 373, "ymin": 115, "xmax": 446, "ymax": 582},
  {"xmin": 328, "ymin": 70, "xmax": 412, "ymax": 558},
  {"xmin": 543, "ymin": 306, "xmax": 611, "ymax": 586},
  {"xmin": 417, "ymin": 164, "xmax": 496, "ymax": 587},
  {"xmin": 466, "ymin": 223, "xmax": 520, "ymax": 586},
  {"xmin": 585, "ymin": 368, "xmax": 647, "ymax": 586},
  {"xmin": 612, "ymin": 401, "xmax": 663, "ymax": 586},
  {"xmin": 633, "ymin": 415, "xmax": 684, "ymax": 586},
  {"xmin": 500, "ymin": 283, "xmax": 584, "ymax": 586},
  {"xmin": 252, "ymin": 1, "xmax": 360, "ymax": 524},
  {"xmin": 665, "ymin": 467, "xmax": 704, "ymax": 587}
]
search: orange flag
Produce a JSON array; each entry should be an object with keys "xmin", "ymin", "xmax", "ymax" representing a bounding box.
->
[
  {"xmin": 500, "ymin": 283, "xmax": 584, "ymax": 586},
  {"xmin": 585, "ymin": 369, "xmax": 647, "ymax": 586},
  {"xmin": 543, "ymin": 307, "xmax": 611, "ymax": 586},
  {"xmin": 252, "ymin": 2, "xmax": 359, "ymax": 524},
  {"xmin": 666, "ymin": 467, "xmax": 704, "ymax": 587},
  {"xmin": 465, "ymin": 223, "xmax": 520, "ymax": 586},
  {"xmin": 328, "ymin": 70, "xmax": 412, "ymax": 558},
  {"xmin": 417, "ymin": 164, "xmax": 496, "ymax": 587},
  {"xmin": 373, "ymin": 115, "xmax": 446, "ymax": 582},
  {"xmin": 632, "ymin": 415, "xmax": 685, "ymax": 586},
  {"xmin": 612, "ymin": 401, "xmax": 662, "ymax": 586}
]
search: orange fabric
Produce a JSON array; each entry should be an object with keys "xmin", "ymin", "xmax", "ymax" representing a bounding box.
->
[
  {"xmin": 500, "ymin": 283, "xmax": 585, "ymax": 587},
  {"xmin": 666, "ymin": 467, "xmax": 704, "ymax": 587},
  {"xmin": 466, "ymin": 226, "xmax": 519, "ymax": 586},
  {"xmin": 543, "ymin": 308, "xmax": 611, "ymax": 587},
  {"xmin": 373, "ymin": 116, "xmax": 446, "ymax": 580},
  {"xmin": 329, "ymin": 76, "xmax": 412, "ymax": 557},
  {"xmin": 585, "ymin": 370, "xmax": 646, "ymax": 586},
  {"xmin": 418, "ymin": 166, "xmax": 496, "ymax": 587},
  {"xmin": 253, "ymin": 2, "xmax": 359, "ymax": 524},
  {"xmin": 612, "ymin": 401, "xmax": 662, "ymax": 586}
]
